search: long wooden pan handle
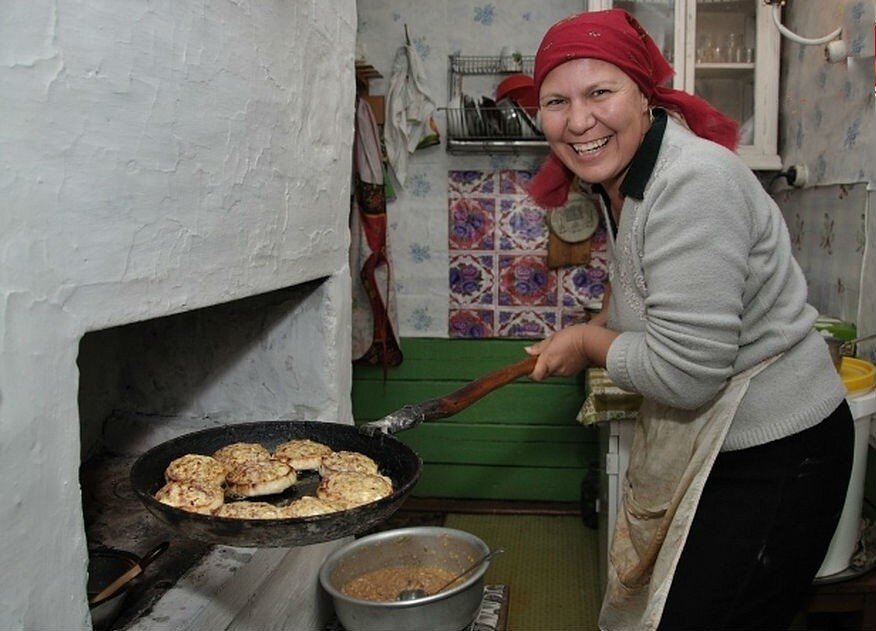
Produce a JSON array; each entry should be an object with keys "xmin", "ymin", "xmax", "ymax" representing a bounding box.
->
[{"xmin": 359, "ymin": 355, "xmax": 537, "ymax": 436}]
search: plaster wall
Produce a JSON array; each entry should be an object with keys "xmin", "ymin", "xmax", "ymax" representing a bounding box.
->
[
  {"xmin": 774, "ymin": 0, "xmax": 875, "ymax": 355},
  {"xmin": 0, "ymin": 1, "xmax": 356, "ymax": 628}
]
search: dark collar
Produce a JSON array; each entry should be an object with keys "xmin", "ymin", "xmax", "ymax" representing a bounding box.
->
[
  {"xmin": 587, "ymin": 109, "xmax": 668, "ymax": 238},
  {"xmin": 619, "ymin": 108, "xmax": 667, "ymax": 201}
]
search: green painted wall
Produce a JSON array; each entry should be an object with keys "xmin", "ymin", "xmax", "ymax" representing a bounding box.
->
[{"xmin": 352, "ymin": 338, "xmax": 597, "ymax": 502}]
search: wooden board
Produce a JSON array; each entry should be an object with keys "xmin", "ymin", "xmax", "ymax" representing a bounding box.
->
[
  {"xmin": 385, "ymin": 423, "xmax": 592, "ymax": 468},
  {"xmin": 547, "ymin": 230, "xmax": 592, "ymax": 269},
  {"xmin": 352, "ymin": 380, "xmax": 587, "ymax": 425},
  {"xmin": 411, "ymin": 464, "xmax": 590, "ymax": 501},
  {"xmin": 362, "ymin": 95, "xmax": 384, "ymax": 125},
  {"xmin": 352, "ymin": 338, "xmax": 597, "ymax": 502},
  {"xmin": 353, "ymin": 338, "xmax": 578, "ymax": 382}
]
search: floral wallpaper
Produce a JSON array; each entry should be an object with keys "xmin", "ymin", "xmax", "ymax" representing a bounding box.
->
[
  {"xmin": 775, "ymin": 183, "xmax": 867, "ymax": 324},
  {"xmin": 776, "ymin": 0, "xmax": 875, "ymax": 363},
  {"xmin": 448, "ymin": 170, "xmax": 607, "ymax": 338},
  {"xmin": 356, "ymin": 1, "xmax": 585, "ymax": 339},
  {"xmin": 779, "ymin": 0, "xmax": 873, "ymax": 185}
]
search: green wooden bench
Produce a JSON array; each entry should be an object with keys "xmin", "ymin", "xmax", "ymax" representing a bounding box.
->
[{"xmin": 352, "ymin": 338, "xmax": 597, "ymax": 502}]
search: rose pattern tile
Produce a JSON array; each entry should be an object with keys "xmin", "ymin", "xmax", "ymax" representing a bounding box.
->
[
  {"xmin": 498, "ymin": 255, "xmax": 556, "ymax": 307},
  {"xmin": 449, "ymin": 171, "xmax": 496, "ymax": 197},
  {"xmin": 498, "ymin": 198, "xmax": 547, "ymax": 251},
  {"xmin": 498, "ymin": 170, "xmax": 533, "ymax": 195},
  {"xmin": 449, "ymin": 254, "xmax": 494, "ymax": 306},
  {"xmin": 448, "ymin": 309, "xmax": 494, "ymax": 338},
  {"xmin": 560, "ymin": 251, "xmax": 608, "ymax": 307},
  {"xmin": 449, "ymin": 197, "xmax": 495, "ymax": 250},
  {"xmin": 497, "ymin": 310, "xmax": 557, "ymax": 338},
  {"xmin": 449, "ymin": 169, "xmax": 607, "ymax": 339}
]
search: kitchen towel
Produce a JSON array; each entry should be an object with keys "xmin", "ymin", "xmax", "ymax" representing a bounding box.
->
[{"xmin": 384, "ymin": 37, "xmax": 439, "ymax": 187}]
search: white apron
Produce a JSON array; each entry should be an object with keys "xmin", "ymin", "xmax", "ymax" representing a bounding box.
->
[{"xmin": 599, "ymin": 355, "xmax": 780, "ymax": 631}]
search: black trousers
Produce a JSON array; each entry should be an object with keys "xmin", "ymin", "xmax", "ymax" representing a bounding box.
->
[{"xmin": 657, "ymin": 401, "xmax": 854, "ymax": 631}]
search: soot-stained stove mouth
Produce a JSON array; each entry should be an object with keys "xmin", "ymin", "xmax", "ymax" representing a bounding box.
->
[{"xmin": 81, "ymin": 453, "xmax": 213, "ymax": 629}]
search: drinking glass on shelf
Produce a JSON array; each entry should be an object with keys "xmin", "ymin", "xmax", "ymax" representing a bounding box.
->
[
  {"xmin": 726, "ymin": 33, "xmax": 741, "ymax": 63},
  {"xmin": 697, "ymin": 35, "xmax": 714, "ymax": 63}
]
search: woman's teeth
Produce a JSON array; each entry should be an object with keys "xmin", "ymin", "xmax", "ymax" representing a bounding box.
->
[{"xmin": 573, "ymin": 137, "xmax": 610, "ymax": 154}]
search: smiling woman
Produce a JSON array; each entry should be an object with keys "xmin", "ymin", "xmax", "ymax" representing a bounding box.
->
[
  {"xmin": 537, "ymin": 58, "xmax": 650, "ymax": 210},
  {"xmin": 528, "ymin": 9, "xmax": 738, "ymax": 212},
  {"xmin": 523, "ymin": 9, "xmax": 853, "ymax": 631}
]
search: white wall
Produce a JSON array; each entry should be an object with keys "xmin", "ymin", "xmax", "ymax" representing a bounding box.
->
[
  {"xmin": 0, "ymin": 1, "xmax": 356, "ymax": 628},
  {"xmin": 774, "ymin": 0, "xmax": 875, "ymax": 355},
  {"xmin": 355, "ymin": 1, "xmax": 586, "ymax": 338}
]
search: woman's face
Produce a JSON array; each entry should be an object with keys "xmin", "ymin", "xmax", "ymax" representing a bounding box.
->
[{"xmin": 539, "ymin": 58, "xmax": 650, "ymax": 195}]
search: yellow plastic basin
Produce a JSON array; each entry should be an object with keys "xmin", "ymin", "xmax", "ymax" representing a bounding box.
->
[{"xmin": 840, "ymin": 357, "xmax": 876, "ymax": 395}]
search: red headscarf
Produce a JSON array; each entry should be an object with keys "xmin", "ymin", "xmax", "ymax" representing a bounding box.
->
[{"xmin": 528, "ymin": 9, "xmax": 739, "ymax": 208}]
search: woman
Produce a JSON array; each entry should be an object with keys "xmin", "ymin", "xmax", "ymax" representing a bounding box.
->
[{"xmin": 524, "ymin": 9, "xmax": 853, "ymax": 631}]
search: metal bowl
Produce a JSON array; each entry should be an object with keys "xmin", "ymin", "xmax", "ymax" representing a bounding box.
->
[{"xmin": 319, "ymin": 527, "xmax": 491, "ymax": 631}]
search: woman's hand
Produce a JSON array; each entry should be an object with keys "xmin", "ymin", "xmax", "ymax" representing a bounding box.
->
[
  {"xmin": 525, "ymin": 324, "xmax": 590, "ymax": 381},
  {"xmin": 525, "ymin": 323, "xmax": 618, "ymax": 381}
]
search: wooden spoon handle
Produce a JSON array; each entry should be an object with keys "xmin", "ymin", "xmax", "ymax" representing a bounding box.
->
[
  {"xmin": 89, "ymin": 541, "xmax": 169, "ymax": 605},
  {"xmin": 424, "ymin": 356, "xmax": 537, "ymax": 418},
  {"xmin": 360, "ymin": 356, "xmax": 536, "ymax": 435}
]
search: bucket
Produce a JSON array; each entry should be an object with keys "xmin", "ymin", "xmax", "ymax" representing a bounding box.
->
[{"xmin": 816, "ymin": 403, "xmax": 872, "ymax": 577}]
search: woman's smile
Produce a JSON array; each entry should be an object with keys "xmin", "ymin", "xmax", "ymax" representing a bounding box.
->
[{"xmin": 572, "ymin": 136, "xmax": 611, "ymax": 155}]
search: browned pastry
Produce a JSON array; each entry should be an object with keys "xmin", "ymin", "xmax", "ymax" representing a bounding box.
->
[
  {"xmin": 319, "ymin": 450, "xmax": 379, "ymax": 478},
  {"xmin": 224, "ymin": 459, "xmax": 297, "ymax": 498},
  {"xmin": 154, "ymin": 481, "xmax": 224, "ymax": 515},
  {"xmin": 212, "ymin": 442, "xmax": 271, "ymax": 469},
  {"xmin": 273, "ymin": 439, "xmax": 334, "ymax": 471},
  {"xmin": 316, "ymin": 471, "xmax": 393, "ymax": 509},
  {"xmin": 214, "ymin": 501, "xmax": 283, "ymax": 519},
  {"xmin": 281, "ymin": 496, "xmax": 343, "ymax": 518},
  {"xmin": 164, "ymin": 454, "xmax": 226, "ymax": 486}
]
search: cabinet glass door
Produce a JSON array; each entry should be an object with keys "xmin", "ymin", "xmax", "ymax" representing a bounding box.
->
[
  {"xmin": 611, "ymin": 1, "xmax": 683, "ymax": 89},
  {"xmin": 690, "ymin": 0, "xmax": 757, "ymax": 145},
  {"xmin": 587, "ymin": 0, "xmax": 779, "ymax": 168}
]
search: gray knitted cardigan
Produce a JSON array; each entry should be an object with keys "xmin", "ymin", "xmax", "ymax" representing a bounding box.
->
[{"xmin": 603, "ymin": 116, "xmax": 845, "ymax": 451}]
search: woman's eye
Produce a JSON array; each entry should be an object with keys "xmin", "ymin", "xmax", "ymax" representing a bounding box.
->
[
  {"xmin": 591, "ymin": 89, "xmax": 610, "ymax": 97},
  {"xmin": 542, "ymin": 97, "xmax": 565, "ymax": 108}
]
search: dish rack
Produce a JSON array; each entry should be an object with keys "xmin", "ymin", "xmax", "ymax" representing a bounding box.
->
[{"xmin": 442, "ymin": 54, "xmax": 547, "ymax": 154}]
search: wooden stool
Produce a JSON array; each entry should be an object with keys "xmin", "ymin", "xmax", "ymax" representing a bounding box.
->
[{"xmin": 803, "ymin": 569, "xmax": 876, "ymax": 630}]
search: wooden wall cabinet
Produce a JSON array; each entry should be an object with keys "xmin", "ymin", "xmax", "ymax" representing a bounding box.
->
[
  {"xmin": 356, "ymin": 62, "xmax": 385, "ymax": 125},
  {"xmin": 587, "ymin": 0, "xmax": 781, "ymax": 170}
]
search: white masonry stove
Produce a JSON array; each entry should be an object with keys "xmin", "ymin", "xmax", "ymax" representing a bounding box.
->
[{"xmin": 0, "ymin": 2, "xmax": 358, "ymax": 629}]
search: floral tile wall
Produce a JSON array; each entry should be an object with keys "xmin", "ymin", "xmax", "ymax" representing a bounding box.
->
[
  {"xmin": 775, "ymin": 183, "xmax": 867, "ymax": 323},
  {"xmin": 356, "ymin": 0, "xmax": 584, "ymax": 338},
  {"xmin": 448, "ymin": 169, "xmax": 608, "ymax": 338}
]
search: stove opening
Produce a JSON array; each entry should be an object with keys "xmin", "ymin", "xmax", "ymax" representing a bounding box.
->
[{"xmin": 77, "ymin": 278, "xmax": 334, "ymax": 627}]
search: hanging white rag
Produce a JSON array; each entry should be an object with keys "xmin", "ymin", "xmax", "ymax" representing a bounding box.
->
[{"xmin": 384, "ymin": 42, "xmax": 438, "ymax": 187}]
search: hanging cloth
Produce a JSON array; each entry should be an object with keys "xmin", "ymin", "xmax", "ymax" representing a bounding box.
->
[
  {"xmin": 350, "ymin": 96, "xmax": 402, "ymax": 368},
  {"xmin": 384, "ymin": 30, "xmax": 439, "ymax": 187},
  {"xmin": 599, "ymin": 354, "xmax": 780, "ymax": 630}
]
